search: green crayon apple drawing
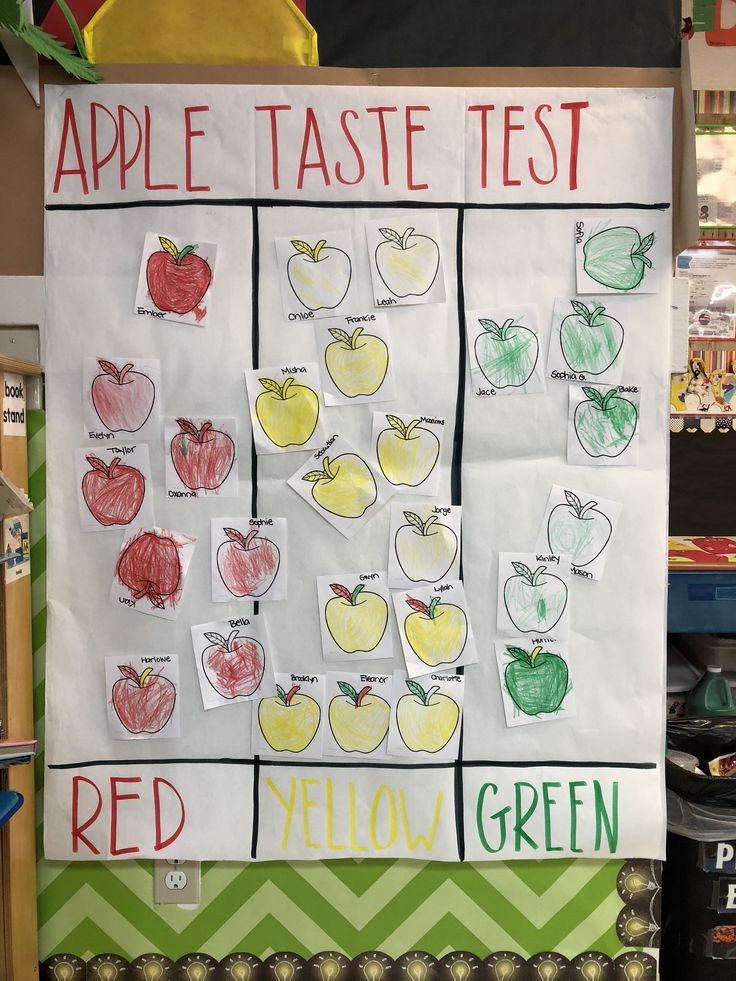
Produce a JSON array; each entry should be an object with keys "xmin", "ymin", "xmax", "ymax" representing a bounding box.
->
[
  {"xmin": 560, "ymin": 301, "xmax": 624, "ymax": 375},
  {"xmin": 574, "ymin": 386, "xmax": 638, "ymax": 459},
  {"xmin": 503, "ymin": 562, "xmax": 567, "ymax": 634},
  {"xmin": 504, "ymin": 644, "xmax": 570, "ymax": 717},
  {"xmin": 547, "ymin": 491, "xmax": 613, "ymax": 568},
  {"xmin": 582, "ymin": 226, "xmax": 654, "ymax": 291},
  {"xmin": 474, "ymin": 317, "xmax": 539, "ymax": 389},
  {"xmin": 374, "ymin": 227, "xmax": 440, "ymax": 298}
]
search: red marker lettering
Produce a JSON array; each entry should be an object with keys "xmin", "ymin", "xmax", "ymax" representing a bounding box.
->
[
  {"xmin": 335, "ymin": 109, "xmax": 365, "ymax": 186},
  {"xmin": 366, "ymin": 106, "xmax": 398, "ymax": 186},
  {"xmin": 503, "ymin": 105, "xmax": 524, "ymax": 187},
  {"xmin": 184, "ymin": 105, "xmax": 211, "ymax": 192},
  {"xmin": 467, "ymin": 104, "xmax": 495, "ymax": 189},
  {"xmin": 90, "ymin": 102, "xmax": 119, "ymax": 191},
  {"xmin": 71, "ymin": 775, "xmax": 102, "ymax": 854},
  {"xmin": 255, "ymin": 105, "xmax": 291, "ymax": 190},
  {"xmin": 110, "ymin": 776, "xmax": 142, "ymax": 856},
  {"xmin": 297, "ymin": 107, "xmax": 330, "ymax": 189},
  {"xmin": 529, "ymin": 104, "xmax": 558, "ymax": 186},
  {"xmin": 52, "ymin": 98, "xmax": 88, "ymax": 195},
  {"xmin": 118, "ymin": 105, "xmax": 142, "ymax": 192},
  {"xmin": 144, "ymin": 106, "xmax": 178, "ymax": 191},
  {"xmin": 560, "ymin": 101, "xmax": 589, "ymax": 190},
  {"xmin": 153, "ymin": 777, "xmax": 186, "ymax": 850},
  {"xmin": 405, "ymin": 106, "xmax": 430, "ymax": 191}
]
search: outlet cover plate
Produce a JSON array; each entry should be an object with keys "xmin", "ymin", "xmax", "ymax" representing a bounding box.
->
[{"xmin": 153, "ymin": 859, "xmax": 200, "ymax": 905}]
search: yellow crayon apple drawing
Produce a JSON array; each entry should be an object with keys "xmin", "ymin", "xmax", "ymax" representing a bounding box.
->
[
  {"xmin": 302, "ymin": 454, "xmax": 377, "ymax": 518},
  {"xmin": 255, "ymin": 377, "xmax": 319, "ymax": 448},
  {"xmin": 377, "ymin": 415, "xmax": 440, "ymax": 487},
  {"xmin": 326, "ymin": 582, "xmax": 388, "ymax": 654},
  {"xmin": 288, "ymin": 239, "xmax": 352, "ymax": 311},
  {"xmin": 325, "ymin": 326, "xmax": 388, "ymax": 398},
  {"xmin": 375, "ymin": 227, "xmax": 440, "ymax": 298},
  {"xmin": 396, "ymin": 679, "xmax": 459, "ymax": 754},
  {"xmin": 258, "ymin": 684, "xmax": 321, "ymax": 753},
  {"xmin": 329, "ymin": 681, "xmax": 390, "ymax": 753},
  {"xmin": 404, "ymin": 595, "xmax": 466, "ymax": 668},
  {"xmin": 395, "ymin": 511, "xmax": 458, "ymax": 582}
]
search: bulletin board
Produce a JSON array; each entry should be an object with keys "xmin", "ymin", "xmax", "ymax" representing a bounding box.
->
[{"xmin": 39, "ymin": 68, "xmax": 675, "ymax": 869}]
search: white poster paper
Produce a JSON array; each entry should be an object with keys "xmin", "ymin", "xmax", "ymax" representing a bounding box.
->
[
  {"xmin": 75, "ymin": 443, "xmax": 154, "ymax": 532},
  {"xmin": 316, "ymin": 572, "xmax": 392, "ymax": 662},
  {"xmin": 210, "ymin": 517, "xmax": 287, "ymax": 603},
  {"xmin": 315, "ymin": 313, "xmax": 395, "ymax": 405}
]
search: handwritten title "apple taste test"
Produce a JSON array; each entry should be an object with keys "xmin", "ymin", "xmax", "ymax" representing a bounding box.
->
[{"xmin": 48, "ymin": 93, "xmax": 592, "ymax": 198}]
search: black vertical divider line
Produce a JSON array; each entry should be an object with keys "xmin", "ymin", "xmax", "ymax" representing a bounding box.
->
[
  {"xmin": 452, "ymin": 207, "xmax": 467, "ymax": 861},
  {"xmin": 250, "ymin": 205, "xmax": 261, "ymax": 860}
]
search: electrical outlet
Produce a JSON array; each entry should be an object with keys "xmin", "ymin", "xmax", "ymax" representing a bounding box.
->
[{"xmin": 153, "ymin": 859, "xmax": 200, "ymax": 905}]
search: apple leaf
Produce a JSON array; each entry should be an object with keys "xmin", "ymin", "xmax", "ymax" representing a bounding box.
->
[
  {"xmin": 338, "ymin": 680, "xmax": 358, "ymax": 704},
  {"xmin": 405, "ymin": 679, "xmax": 428, "ymax": 704},
  {"xmin": 291, "ymin": 239, "xmax": 315, "ymax": 260},
  {"xmin": 223, "ymin": 527, "xmax": 249, "ymax": 549},
  {"xmin": 637, "ymin": 232, "xmax": 655, "ymax": 255},
  {"xmin": 176, "ymin": 417, "xmax": 200, "ymax": 439},
  {"xmin": 118, "ymin": 664, "xmax": 140, "ymax": 683},
  {"xmin": 511, "ymin": 561, "xmax": 533, "ymax": 582},
  {"xmin": 85, "ymin": 454, "xmax": 109, "ymax": 474},
  {"xmin": 159, "ymin": 236, "xmax": 179, "ymax": 261},
  {"xmin": 581, "ymin": 386, "xmax": 607, "ymax": 409},
  {"xmin": 258, "ymin": 377, "xmax": 283, "ymax": 397},
  {"xmin": 403, "ymin": 511, "xmax": 425, "ymax": 531},
  {"xmin": 570, "ymin": 300, "xmax": 592, "ymax": 322},
  {"xmin": 204, "ymin": 632, "xmax": 227, "ymax": 646},
  {"xmin": 564, "ymin": 490, "xmax": 582, "ymax": 513},
  {"xmin": 302, "ymin": 470, "xmax": 327, "ymax": 483},
  {"xmin": 505, "ymin": 646, "xmax": 531, "ymax": 664},
  {"xmin": 386, "ymin": 414, "xmax": 407, "ymax": 437},
  {"xmin": 406, "ymin": 595, "xmax": 430, "ymax": 615},
  {"xmin": 478, "ymin": 318, "xmax": 503, "ymax": 339},
  {"xmin": 97, "ymin": 358, "xmax": 120, "ymax": 380},
  {"xmin": 330, "ymin": 583, "xmax": 353, "ymax": 602},
  {"xmin": 328, "ymin": 328, "xmax": 352, "ymax": 346},
  {"xmin": 379, "ymin": 227, "xmax": 403, "ymax": 246},
  {"xmin": 276, "ymin": 684, "xmax": 287, "ymax": 704}
]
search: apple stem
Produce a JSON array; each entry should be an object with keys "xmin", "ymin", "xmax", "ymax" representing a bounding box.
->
[
  {"xmin": 578, "ymin": 501, "xmax": 599, "ymax": 518},
  {"xmin": 530, "ymin": 645, "xmax": 543, "ymax": 667},
  {"xmin": 107, "ymin": 457, "xmax": 121, "ymax": 479},
  {"xmin": 226, "ymin": 629, "xmax": 240, "ymax": 652},
  {"xmin": 350, "ymin": 583, "xmax": 365, "ymax": 605},
  {"xmin": 243, "ymin": 529, "xmax": 260, "ymax": 550},
  {"xmin": 403, "ymin": 419, "xmax": 421, "ymax": 440},
  {"xmin": 285, "ymin": 685, "xmax": 300, "ymax": 705},
  {"xmin": 355, "ymin": 686, "xmax": 372, "ymax": 707},
  {"xmin": 138, "ymin": 667, "xmax": 154, "ymax": 688},
  {"xmin": 427, "ymin": 596, "xmax": 441, "ymax": 619},
  {"xmin": 349, "ymin": 326, "xmax": 364, "ymax": 348},
  {"xmin": 424, "ymin": 685, "xmax": 440, "ymax": 704},
  {"xmin": 530, "ymin": 566, "xmax": 547, "ymax": 586},
  {"xmin": 399, "ymin": 227, "xmax": 415, "ymax": 249},
  {"xmin": 280, "ymin": 377, "xmax": 295, "ymax": 399},
  {"xmin": 117, "ymin": 363, "xmax": 134, "ymax": 385}
]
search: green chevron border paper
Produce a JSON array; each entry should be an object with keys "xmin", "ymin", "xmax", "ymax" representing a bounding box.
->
[{"xmin": 29, "ymin": 411, "xmax": 659, "ymax": 972}]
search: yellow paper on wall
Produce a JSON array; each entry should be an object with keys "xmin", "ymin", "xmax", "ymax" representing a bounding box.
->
[{"xmin": 82, "ymin": 0, "xmax": 318, "ymax": 66}]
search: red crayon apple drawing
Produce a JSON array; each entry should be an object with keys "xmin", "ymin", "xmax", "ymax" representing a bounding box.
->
[
  {"xmin": 146, "ymin": 236, "xmax": 212, "ymax": 320},
  {"xmin": 82, "ymin": 454, "xmax": 145, "ymax": 527},
  {"xmin": 170, "ymin": 418, "xmax": 235, "ymax": 492},
  {"xmin": 112, "ymin": 664, "xmax": 176, "ymax": 734},
  {"xmin": 202, "ymin": 629, "xmax": 265, "ymax": 699},
  {"xmin": 116, "ymin": 530, "xmax": 183, "ymax": 609},
  {"xmin": 91, "ymin": 360, "xmax": 155, "ymax": 433},
  {"xmin": 217, "ymin": 528, "xmax": 280, "ymax": 598}
]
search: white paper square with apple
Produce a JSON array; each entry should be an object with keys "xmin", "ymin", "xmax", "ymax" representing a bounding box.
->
[
  {"xmin": 105, "ymin": 654, "xmax": 180, "ymax": 740},
  {"xmin": 546, "ymin": 297, "xmax": 626, "ymax": 385},
  {"xmin": 110, "ymin": 527, "xmax": 197, "ymax": 621},
  {"xmin": 245, "ymin": 364, "xmax": 326, "ymax": 455},
  {"xmin": 466, "ymin": 305, "xmax": 546, "ymax": 397},
  {"xmin": 135, "ymin": 233, "xmax": 216, "ymax": 326},
  {"xmin": 372, "ymin": 412, "xmax": 444, "ymax": 496},
  {"xmin": 276, "ymin": 231, "xmax": 356, "ymax": 320},
  {"xmin": 83, "ymin": 357, "xmax": 161, "ymax": 441},
  {"xmin": 394, "ymin": 580, "xmax": 478, "ymax": 679},
  {"xmin": 574, "ymin": 215, "xmax": 666, "ymax": 295},
  {"xmin": 495, "ymin": 640, "xmax": 576, "ymax": 728},
  {"xmin": 388, "ymin": 502, "xmax": 461, "ymax": 589},
  {"xmin": 366, "ymin": 213, "xmax": 446, "ymax": 307},
  {"xmin": 496, "ymin": 552, "xmax": 570, "ymax": 640},
  {"xmin": 567, "ymin": 382, "xmax": 640, "ymax": 467},
  {"xmin": 323, "ymin": 672, "xmax": 393, "ymax": 759},
  {"xmin": 317, "ymin": 573, "xmax": 392, "ymax": 661},
  {"xmin": 165, "ymin": 417, "xmax": 237, "ymax": 498},
  {"xmin": 287, "ymin": 434, "xmax": 393, "ymax": 540},
  {"xmin": 211, "ymin": 517, "xmax": 287, "ymax": 603},
  {"xmin": 75, "ymin": 443, "xmax": 154, "ymax": 532},
  {"xmin": 251, "ymin": 672, "xmax": 325, "ymax": 761},
  {"xmin": 536, "ymin": 485, "xmax": 622, "ymax": 581},
  {"xmin": 315, "ymin": 313, "xmax": 395, "ymax": 405},
  {"xmin": 191, "ymin": 614, "xmax": 275, "ymax": 710},
  {"xmin": 387, "ymin": 671, "xmax": 464, "ymax": 761}
]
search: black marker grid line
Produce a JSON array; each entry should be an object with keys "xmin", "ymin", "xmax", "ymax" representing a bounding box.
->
[{"xmin": 47, "ymin": 194, "xmax": 666, "ymax": 858}]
